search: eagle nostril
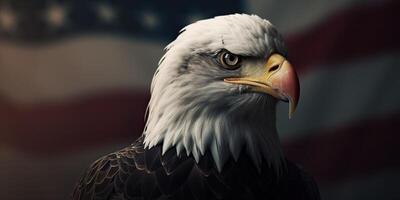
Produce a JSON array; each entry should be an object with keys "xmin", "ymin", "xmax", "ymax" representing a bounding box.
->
[{"xmin": 269, "ymin": 64, "xmax": 279, "ymax": 72}]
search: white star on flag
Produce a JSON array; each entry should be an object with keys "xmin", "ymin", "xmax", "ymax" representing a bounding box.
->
[
  {"xmin": 46, "ymin": 4, "xmax": 66, "ymax": 28},
  {"xmin": 0, "ymin": 6, "xmax": 16, "ymax": 31}
]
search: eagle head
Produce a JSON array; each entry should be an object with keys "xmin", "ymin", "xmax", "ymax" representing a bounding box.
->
[{"xmin": 143, "ymin": 14, "xmax": 300, "ymax": 172}]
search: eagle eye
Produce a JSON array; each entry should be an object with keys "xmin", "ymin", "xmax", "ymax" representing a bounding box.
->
[{"xmin": 219, "ymin": 50, "xmax": 241, "ymax": 70}]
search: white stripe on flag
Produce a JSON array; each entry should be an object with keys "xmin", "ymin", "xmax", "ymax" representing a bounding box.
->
[
  {"xmin": 277, "ymin": 52, "xmax": 400, "ymax": 139},
  {"xmin": 0, "ymin": 143, "xmax": 128, "ymax": 200},
  {"xmin": 0, "ymin": 36, "xmax": 163, "ymax": 103}
]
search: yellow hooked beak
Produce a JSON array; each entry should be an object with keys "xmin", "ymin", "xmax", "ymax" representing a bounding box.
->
[{"xmin": 224, "ymin": 54, "xmax": 300, "ymax": 118}]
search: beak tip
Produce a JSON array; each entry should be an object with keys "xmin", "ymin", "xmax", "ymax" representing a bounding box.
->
[{"xmin": 288, "ymin": 110, "xmax": 293, "ymax": 119}]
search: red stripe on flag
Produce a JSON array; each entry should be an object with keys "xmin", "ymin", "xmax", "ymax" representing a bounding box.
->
[
  {"xmin": 0, "ymin": 91, "xmax": 148, "ymax": 152},
  {"xmin": 283, "ymin": 113, "xmax": 400, "ymax": 184},
  {"xmin": 286, "ymin": 0, "xmax": 400, "ymax": 73}
]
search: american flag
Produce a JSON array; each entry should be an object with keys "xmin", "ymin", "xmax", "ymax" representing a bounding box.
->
[{"xmin": 0, "ymin": 0, "xmax": 399, "ymax": 199}]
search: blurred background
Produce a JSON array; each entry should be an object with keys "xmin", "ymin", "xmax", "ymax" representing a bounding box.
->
[{"xmin": 0, "ymin": 0, "xmax": 399, "ymax": 199}]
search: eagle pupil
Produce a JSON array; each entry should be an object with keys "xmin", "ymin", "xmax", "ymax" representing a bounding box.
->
[{"xmin": 224, "ymin": 53, "xmax": 238, "ymax": 65}]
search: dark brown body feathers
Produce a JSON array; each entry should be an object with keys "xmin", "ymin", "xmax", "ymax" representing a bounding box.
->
[{"xmin": 73, "ymin": 136, "xmax": 320, "ymax": 200}]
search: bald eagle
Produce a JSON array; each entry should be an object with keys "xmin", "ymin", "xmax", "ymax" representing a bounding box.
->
[{"xmin": 73, "ymin": 14, "xmax": 320, "ymax": 200}]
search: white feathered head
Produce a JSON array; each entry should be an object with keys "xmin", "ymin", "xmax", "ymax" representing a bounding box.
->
[{"xmin": 143, "ymin": 14, "xmax": 300, "ymax": 172}]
